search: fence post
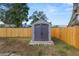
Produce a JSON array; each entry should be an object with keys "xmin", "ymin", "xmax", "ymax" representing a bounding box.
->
[{"xmin": 72, "ymin": 26, "xmax": 76, "ymax": 48}]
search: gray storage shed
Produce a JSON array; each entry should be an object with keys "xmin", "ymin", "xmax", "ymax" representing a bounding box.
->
[{"xmin": 30, "ymin": 19, "xmax": 54, "ymax": 45}]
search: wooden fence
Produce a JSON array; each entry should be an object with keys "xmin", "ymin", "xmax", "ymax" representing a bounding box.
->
[
  {"xmin": 52, "ymin": 26, "xmax": 79, "ymax": 48},
  {"xmin": 0, "ymin": 26, "xmax": 79, "ymax": 48},
  {"xmin": 0, "ymin": 28, "xmax": 32, "ymax": 37}
]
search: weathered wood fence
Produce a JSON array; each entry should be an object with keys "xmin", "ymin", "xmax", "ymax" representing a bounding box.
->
[
  {"xmin": 0, "ymin": 28, "xmax": 32, "ymax": 37},
  {"xmin": 0, "ymin": 26, "xmax": 79, "ymax": 48},
  {"xmin": 52, "ymin": 26, "xmax": 79, "ymax": 48}
]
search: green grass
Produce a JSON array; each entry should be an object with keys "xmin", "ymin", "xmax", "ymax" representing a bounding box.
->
[{"xmin": 0, "ymin": 37, "xmax": 79, "ymax": 56}]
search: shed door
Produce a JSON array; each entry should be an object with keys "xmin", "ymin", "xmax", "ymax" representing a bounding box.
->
[{"xmin": 34, "ymin": 24, "xmax": 49, "ymax": 41}]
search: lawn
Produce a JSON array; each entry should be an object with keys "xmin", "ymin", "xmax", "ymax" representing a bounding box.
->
[{"xmin": 0, "ymin": 37, "xmax": 79, "ymax": 56}]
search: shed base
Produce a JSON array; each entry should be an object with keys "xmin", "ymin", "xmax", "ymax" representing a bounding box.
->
[{"xmin": 29, "ymin": 40, "xmax": 54, "ymax": 45}]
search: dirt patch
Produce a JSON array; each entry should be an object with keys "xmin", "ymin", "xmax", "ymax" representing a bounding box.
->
[{"xmin": 0, "ymin": 37, "xmax": 78, "ymax": 56}]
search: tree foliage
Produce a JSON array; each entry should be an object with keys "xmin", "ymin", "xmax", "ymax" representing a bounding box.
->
[
  {"xmin": 0, "ymin": 3, "xmax": 29, "ymax": 27},
  {"xmin": 29, "ymin": 11, "xmax": 48, "ymax": 24},
  {"xmin": 0, "ymin": 4, "xmax": 7, "ymax": 22}
]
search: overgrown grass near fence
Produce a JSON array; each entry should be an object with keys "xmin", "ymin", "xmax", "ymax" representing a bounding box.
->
[{"xmin": 52, "ymin": 26, "xmax": 79, "ymax": 48}]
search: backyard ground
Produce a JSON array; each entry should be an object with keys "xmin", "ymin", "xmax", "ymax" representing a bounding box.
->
[{"xmin": 0, "ymin": 37, "xmax": 79, "ymax": 56}]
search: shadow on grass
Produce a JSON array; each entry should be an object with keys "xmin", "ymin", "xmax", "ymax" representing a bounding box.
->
[{"xmin": 52, "ymin": 37, "xmax": 75, "ymax": 49}]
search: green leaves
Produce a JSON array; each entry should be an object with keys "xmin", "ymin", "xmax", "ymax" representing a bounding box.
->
[
  {"xmin": 0, "ymin": 3, "xmax": 29, "ymax": 27},
  {"xmin": 29, "ymin": 11, "xmax": 48, "ymax": 24}
]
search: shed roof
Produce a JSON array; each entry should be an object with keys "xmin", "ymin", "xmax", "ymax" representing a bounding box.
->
[{"xmin": 33, "ymin": 19, "xmax": 50, "ymax": 25}]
